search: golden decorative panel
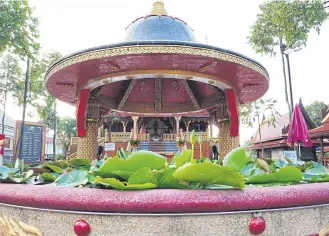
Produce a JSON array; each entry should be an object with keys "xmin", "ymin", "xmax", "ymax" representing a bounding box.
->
[
  {"xmin": 218, "ymin": 121, "xmax": 240, "ymax": 159},
  {"xmin": 45, "ymin": 45, "xmax": 269, "ymax": 82},
  {"xmin": 77, "ymin": 121, "xmax": 98, "ymax": 160},
  {"xmin": 0, "ymin": 216, "xmax": 42, "ymax": 236},
  {"xmin": 111, "ymin": 132, "xmax": 131, "ymax": 142}
]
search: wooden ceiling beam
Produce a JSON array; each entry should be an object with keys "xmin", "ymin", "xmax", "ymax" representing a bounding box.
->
[
  {"xmin": 117, "ymin": 80, "xmax": 136, "ymax": 110},
  {"xmin": 181, "ymin": 80, "xmax": 201, "ymax": 110}
]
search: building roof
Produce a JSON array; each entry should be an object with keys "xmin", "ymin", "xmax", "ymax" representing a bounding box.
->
[{"xmin": 252, "ymin": 99, "xmax": 315, "ymax": 144}]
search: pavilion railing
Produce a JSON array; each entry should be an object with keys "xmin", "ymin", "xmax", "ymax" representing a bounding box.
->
[
  {"xmin": 71, "ymin": 132, "xmax": 212, "ymax": 144},
  {"xmin": 163, "ymin": 134, "xmax": 176, "ymax": 141}
]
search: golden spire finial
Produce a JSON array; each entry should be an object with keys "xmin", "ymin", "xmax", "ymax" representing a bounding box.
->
[{"xmin": 151, "ymin": 1, "xmax": 167, "ymax": 15}]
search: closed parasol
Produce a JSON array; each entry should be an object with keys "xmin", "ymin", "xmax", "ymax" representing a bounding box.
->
[{"xmin": 287, "ymin": 104, "xmax": 312, "ymax": 160}]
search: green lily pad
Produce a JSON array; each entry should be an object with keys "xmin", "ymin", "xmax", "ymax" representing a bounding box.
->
[
  {"xmin": 246, "ymin": 166, "xmax": 303, "ymax": 184},
  {"xmin": 0, "ymin": 166, "xmax": 19, "ymax": 179},
  {"xmin": 69, "ymin": 158, "xmax": 91, "ymax": 167},
  {"xmin": 174, "ymin": 149, "xmax": 192, "ymax": 168},
  {"xmin": 42, "ymin": 163, "xmax": 64, "ymax": 174},
  {"xmin": 56, "ymin": 170, "xmax": 88, "ymax": 187},
  {"xmin": 223, "ymin": 147, "xmax": 250, "ymax": 171},
  {"xmin": 205, "ymin": 184, "xmax": 236, "ymax": 190},
  {"xmin": 94, "ymin": 176, "xmax": 156, "ymax": 190},
  {"xmin": 153, "ymin": 167, "xmax": 189, "ymax": 189},
  {"xmin": 8, "ymin": 170, "xmax": 34, "ymax": 183},
  {"xmin": 274, "ymin": 159, "xmax": 287, "ymax": 168},
  {"xmin": 98, "ymin": 151, "xmax": 166, "ymax": 179},
  {"xmin": 241, "ymin": 163, "xmax": 256, "ymax": 177},
  {"xmin": 173, "ymin": 162, "xmax": 245, "ymax": 188},
  {"xmin": 128, "ymin": 167, "xmax": 154, "ymax": 185},
  {"xmin": 41, "ymin": 172, "xmax": 58, "ymax": 182}
]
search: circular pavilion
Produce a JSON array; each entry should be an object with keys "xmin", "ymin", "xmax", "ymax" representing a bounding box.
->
[{"xmin": 45, "ymin": 1, "xmax": 269, "ymax": 160}]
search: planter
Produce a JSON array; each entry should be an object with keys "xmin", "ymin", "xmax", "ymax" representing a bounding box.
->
[{"xmin": 1, "ymin": 183, "xmax": 329, "ymax": 235}]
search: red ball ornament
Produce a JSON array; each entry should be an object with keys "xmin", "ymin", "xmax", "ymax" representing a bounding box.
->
[
  {"xmin": 249, "ymin": 217, "xmax": 266, "ymax": 235},
  {"xmin": 74, "ymin": 219, "xmax": 91, "ymax": 236}
]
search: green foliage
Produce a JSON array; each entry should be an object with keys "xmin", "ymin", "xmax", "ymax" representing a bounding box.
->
[
  {"xmin": 41, "ymin": 163, "xmax": 64, "ymax": 174},
  {"xmin": 41, "ymin": 172, "xmax": 58, "ymax": 182},
  {"xmin": 173, "ymin": 162, "xmax": 245, "ymax": 188},
  {"xmin": 0, "ymin": 166, "xmax": 19, "ymax": 179},
  {"xmin": 57, "ymin": 117, "xmax": 77, "ymax": 156},
  {"xmin": 153, "ymin": 167, "xmax": 189, "ymax": 189},
  {"xmin": 223, "ymin": 147, "xmax": 250, "ymax": 171},
  {"xmin": 0, "ymin": 0, "xmax": 40, "ymax": 58},
  {"xmin": 69, "ymin": 158, "xmax": 91, "ymax": 168},
  {"xmin": 174, "ymin": 149, "xmax": 192, "ymax": 168},
  {"xmin": 56, "ymin": 170, "xmax": 89, "ymax": 187},
  {"xmin": 7, "ymin": 170, "xmax": 34, "ymax": 183},
  {"xmin": 94, "ymin": 176, "xmax": 156, "ymax": 190},
  {"xmin": 246, "ymin": 166, "xmax": 303, "ymax": 184},
  {"xmin": 249, "ymin": 0, "xmax": 328, "ymax": 56},
  {"xmin": 97, "ymin": 151, "xmax": 166, "ymax": 179},
  {"xmin": 305, "ymin": 101, "xmax": 328, "ymax": 127},
  {"xmin": 0, "ymin": 53, "xmax": 23, "ymax": 133}
]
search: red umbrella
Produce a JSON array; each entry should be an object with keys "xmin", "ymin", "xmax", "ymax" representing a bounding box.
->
[{"xmin": 287, "ymin": 104, "xmax": 312, "ymax": 159}]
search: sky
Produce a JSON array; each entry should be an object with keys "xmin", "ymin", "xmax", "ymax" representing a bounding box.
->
[{"xmin": 7, "ymin": 0, "xmax": 329, "ymax": 142}]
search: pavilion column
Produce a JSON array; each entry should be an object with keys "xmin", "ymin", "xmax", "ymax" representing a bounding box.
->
[
  {"xmin": 174, "ymin": 116, "xmax": 182, "ymax": 140},
  {"xmin": 209, "ymin": 120, "xmax": 213, "ymax": 138},
  {"xmin": 108, "ymin": 120, "xmax": 112, "ymax": 142},
  {"xmin": 104, "ymin": 128, "xmax": 109, "ymax": 142},
  {"xmin": 77, "ymin": 98, "xmax": 100, "ymax": 160},
  {"xmin": 132, "ymin": 116, "xmax": 139, "ymax": 139},
  {"xmin": 321, "ymin": 136, "xmax": 324, "ymax": 162},
  {"xmin": 122, "ymin": 120, "xmax": 129, "ymax": 133}
]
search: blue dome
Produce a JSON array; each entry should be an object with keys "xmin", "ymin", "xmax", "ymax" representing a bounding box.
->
[
  {"xmin": 125, "ymin": 16, "xmax": 196, "ymax": 42},
  {"xmin": 124, "ymin": 1, "xmax": 196, "ymax": 42}
]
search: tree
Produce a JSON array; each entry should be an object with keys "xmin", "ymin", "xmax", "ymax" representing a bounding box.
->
[
  {"xmin": 249, "ymin": 0, "xmax": 328, "ymax": 115},
  {"xmin": 305, "ymin": 101, "xmax": 328, "ymax": 127},
  {"xmin": 0, "ymin": 53, "xmax": 23, "ymax": 133},
  {"xmin": 0, "ymin": 0, "xmax": 40, "ymax": 58},
  {"xmin": 240, "ymin": 98, "xmax": 280, "ymax": 158},
  {"xmin": 13, "ymin": 51, "xmax": 62, "ymax": 159},
  {"xmin": 57, "ymin": 117, "xmax": 77, "ymax": 157}
]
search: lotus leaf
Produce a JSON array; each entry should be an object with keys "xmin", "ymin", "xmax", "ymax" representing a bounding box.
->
[
  {"xmin": 274, "ymin": 159, "xmax": 287, "ymax": 168},
  {"xmin": 8, "ymin": 170, "xmax": 34, "ymax": 183},
  {"xmin": 304, "ymin": 166, "xmax": 328, "ymax": 175},
  {"xmin": 56, "ymin": 170, "xmax": 88, "ymax": 187},
  {"xmin": 69, "ymin": 158, "xmax": 91, "ymax": 167},
  {"xmin": 241, "ymin": 163, "xmax": 256, "ymax": 177},
  {"xmin": 94, "ymin": 176, "xmax": 156, "ymax": 190},
  {"xmin": 49, "ymin": 161, "xmax": 68, "ymax": 169},
  {"xmin": 153, "ymin": 167, "xmax": 189, "ymax": 189},
  {"xmin": 41, "ymin": 172, "xmax": 58, "ymax": 182},
  {"xmin": 205, "ymin": 184, "xmax": 236, "ymax": 190},
  {"xmin": 98, "ymin": 151, "xmax": 166, "ymax": 179},
  {"xmin": 128, "ymin": 167, "xmax": 154, "ymax": 185},
  {"xmin": 247, "ymin": 166, "xmax": 302, "ymax": 184},
  {"xmin": 174, "ymin": 149, "xmax": 192, "ymax": 168},
  {"xmin": 223, "ymin": 147, "xmax": 250, "ymax": 171},
  {"xmin": 42, "ymin": 163, "xmax": 64, "ymax": 174},
  {"xmin": 0, "ymin": 166, "xmax": 19, "ymax": 179},
  {"xmin": 173, "ymin": 162, "xmax": 245, "ymax": 188}
]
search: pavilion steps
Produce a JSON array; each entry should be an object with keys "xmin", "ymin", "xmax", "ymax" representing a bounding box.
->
[{"xmin": 138, "ymin": 141, "xmax": 178, "ymax": 153}]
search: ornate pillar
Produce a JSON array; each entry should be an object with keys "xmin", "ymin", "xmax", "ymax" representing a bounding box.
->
[
  {"xmin": 104, "ymin": 128, "xmax": 109, "ymax": 142},
  {"xmin": 174, "ymin": 116, "xmax": 182, "ymax": 140},
  {"xmin": 218, "ymin": 120, "xmax": 240, "ymax": 159},
  {"xmin": 132, "ymin": 116, "xmax": 139, "ymax": 139},
  {"xmin": 77, "ymin": 122, "xmax": 98, "ymax": 160},
  {"xmin": 208, "ymin": 120, "xmax": 213, "ymax": 138},
  {"xmin": 77, "ymin": 98, "xmax": 101, "ymax": 160},
  {"xmin": 211, "ymin": 88, "xmax": 240, "ymax": 159}
]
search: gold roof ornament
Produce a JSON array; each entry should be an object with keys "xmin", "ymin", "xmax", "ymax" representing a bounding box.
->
[{"xmin": 151, "ymin": 0, "xmax": 168, "ymax": 15}]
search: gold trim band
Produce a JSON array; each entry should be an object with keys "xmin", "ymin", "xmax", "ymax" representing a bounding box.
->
[{"xmin": 45, "ymin": 45, "xmax": 269, "ymax": 83}]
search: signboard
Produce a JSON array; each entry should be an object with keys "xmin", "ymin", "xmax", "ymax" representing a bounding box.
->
[
  {"xmin": 283, "ymin": 151, "xmax": 298, "ymax": 164},
  {"xmin": 20, "ymin": 125, "xmax": 43, "ymax": 163},
  {"xmin": 104, "ymin": 142, "xmax": 115, "ymax": 151}
]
